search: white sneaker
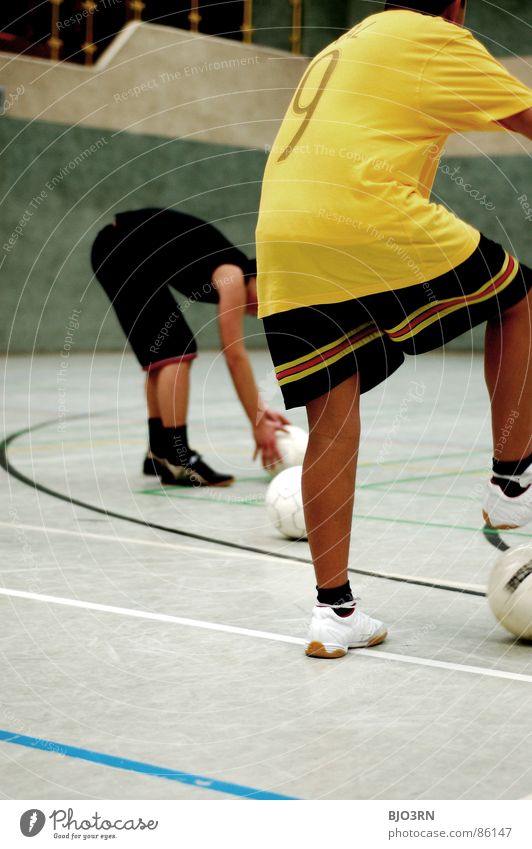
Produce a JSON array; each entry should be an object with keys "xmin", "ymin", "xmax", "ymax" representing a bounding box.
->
[
  {"xmin": 305, "ymin": 603, "xmax": 387, "ymax": 659},
  {"xmin": 483, "ymin": 479, "xmax": 532, "ymax": 530}
]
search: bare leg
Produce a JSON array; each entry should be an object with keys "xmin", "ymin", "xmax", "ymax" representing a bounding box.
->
[
  {"xmin": 485, "ymin": 288, "xmax": 532, "ymax": 462},
  {"xmin": 146, "ymin": 371, "xmax": 160, "ymax": 419},
  {"xmin": 149, "ymin": 361, "xmax": 192, "ymax": 428},
  {"xmin": 302, "ymin": 374, "xmax": 360, "ymax": 589}
]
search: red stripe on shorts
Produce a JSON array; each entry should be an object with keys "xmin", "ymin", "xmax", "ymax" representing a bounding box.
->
[
  {"xmin": 276, "ymin": 326, "xmax": 376, "ymax": 381},
  {"xmin": 387, "ymin": 256, "xmax": 515, "ymax": 340}
]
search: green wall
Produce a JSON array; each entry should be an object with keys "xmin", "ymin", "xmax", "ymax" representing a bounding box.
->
[
  {"xmin": 0, "ymin": 117, "xmax": 267, "ymax": 355},
  {"xmin": 461, "ymin": 1, "xmax": 532, "ymax": 59},
  {"xmin": 345, "ymin": 2, "xmax": 532, "ymax": 59},
  {"xmin": 253, "ymin": 0, "xmax": 347, "ymax": 56},
  {"xmin": 253, "ymin": 1, "xmax": 293, "ymax": 53}
]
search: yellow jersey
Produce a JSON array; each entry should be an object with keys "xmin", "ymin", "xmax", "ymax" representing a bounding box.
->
[{"xmin": 256, "ymin": 10, "xmax": 532, "ymax": 318}]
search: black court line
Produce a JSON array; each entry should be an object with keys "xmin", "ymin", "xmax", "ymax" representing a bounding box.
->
[
  {"xmin": 0, "ymin": 416, "xmax": 486, "ymax": 598},
  {"xmin": 483, "ymin": 524, "xmax": 511, "ymax": 552}
]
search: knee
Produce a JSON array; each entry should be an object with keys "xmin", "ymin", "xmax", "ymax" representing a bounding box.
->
[{"xmin": 308, "ymin": 421, "xmax": 359, "ymax": 445}]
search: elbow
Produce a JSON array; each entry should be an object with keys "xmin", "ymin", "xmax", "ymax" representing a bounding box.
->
[{"xmin": 224, "ymin": 348, "xmax": 246, "ymax": 370}]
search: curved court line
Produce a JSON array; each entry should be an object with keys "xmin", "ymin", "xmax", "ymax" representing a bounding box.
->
[
  {"xmin": 0, "ymin": 519, "xmax": 486, "ymax": 595},
  {"xmin": 0, "ymin": 729, "xmax": 297, "ymax": 801},
  {"xmin": 0, "ymin": 419, "xmax": 489, "ymax": 597},
  {"xmin": 483, "ymin": 525, "xmax": 511, "ymax": 552},
  {"xmin": 0, "ymin": 421, "xmax": 311, "ymax": 560},
  {"xmin": 1, "ymin": 585, "xmax": 531, "ymax": 684}
]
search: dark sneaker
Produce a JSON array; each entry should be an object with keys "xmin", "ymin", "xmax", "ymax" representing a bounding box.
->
[
  {"xmin": 159, "ymin": 451, "xmax": 235, "ymax": 487},
  {"xmin": 143, "ymin": 451, "xmax": 167, "ymax": 477}
]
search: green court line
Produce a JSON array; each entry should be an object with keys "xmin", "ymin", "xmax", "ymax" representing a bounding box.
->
[
  {"xmin": 363, "ymin": 485, "xmax": 477, "ymax": 503},
  {"xmin": 137, "ymin": 487, "xmax": 265, "ymax": 507},
  {"xmin": 136, "ymin": 487, "xmax": 532, "ymax": 540},
  {"xmin": 360, "ymin": 447, "xmax": 487, "ymax": 468},
  {"xmin": 137, "ymin": 469, "xmax": 485, "ymax": 512},
  {"xmin": 350, "ymin": 511, "xmax": 532, "ymax": 539},
  {"xmin": 16, "ymin": 417, "xmax": 488, "ymax": 469},
  {"xmin": 361, "ymin": 467, "xmax": 484, "ymax": 489}
]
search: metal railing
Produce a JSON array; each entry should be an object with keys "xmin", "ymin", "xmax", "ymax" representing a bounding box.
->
[{"xmin": 3, "ymin": 1, "xmax": 304, "ymax": 66}]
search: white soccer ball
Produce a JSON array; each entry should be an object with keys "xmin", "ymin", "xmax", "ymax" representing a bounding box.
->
[
  {"xmin": 265, "ymin": 465, "xmax": 307, "ymax": 540},
  {"xmin": 488, "ymin": 545, "xmax": 532, "ymax": 640},
  {"xmin": 268, "ymin": 425, "xmax": 308, "ymax": 477}
]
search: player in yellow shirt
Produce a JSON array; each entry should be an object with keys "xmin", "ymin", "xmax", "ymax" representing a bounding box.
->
[{"xmin": 256, "ymin": 0, "xmax": 532, "ymax": 657}]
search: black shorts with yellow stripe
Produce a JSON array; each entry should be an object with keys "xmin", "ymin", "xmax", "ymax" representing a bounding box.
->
[{"xmin": 262, "ymin": 234, "xmax": 532, "ymax": 409}]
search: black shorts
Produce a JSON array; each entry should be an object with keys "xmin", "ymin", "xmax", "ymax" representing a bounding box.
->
[
  {"xmin": 91, "ymin": 224, "xmax": 197, "ymax": 370},
  {"xmin": 262, "ymin": 235, "xmax": 532, "ymax": 409}
]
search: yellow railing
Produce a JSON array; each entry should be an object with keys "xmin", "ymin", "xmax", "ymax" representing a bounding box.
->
[
  {"xmin": 81, "ymin": 1, "xmax": 98, "ymax": 66},
  {"xmin": 43, "ymin": 1, "xmax": 304, "ymax": 64},
  {"xmin": 241, "ymin": 0, "xmax": 254, "ymax": 44},
  {"xmin": 188, "ymin": 0, "xmax": 202, "ymax": 33},
  {"xmin": 127, "ymin": 0, "xmax": 146, "ymax": 22},
  {"xmin": 289, "ymin": 0, "xmax": 303, "ymax": 55},
  {"xmin": 47, "ymin": 0, "xmax": 63, "ymax": 62}
]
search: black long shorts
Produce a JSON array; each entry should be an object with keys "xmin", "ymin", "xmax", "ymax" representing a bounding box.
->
[
  {"xmin": 262, "ymin": 234, "xmax": 532, "ymax": 409},
  {"xmin": 91, "ymin": 224, "xmax": 197, "ymax": 370}
]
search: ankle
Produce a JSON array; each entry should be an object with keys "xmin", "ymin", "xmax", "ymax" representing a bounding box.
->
[
  {"xmin": 492, "ymin": 451, "xmax": 532, "ymax": 478},
  {"xmin": 316, "ymin": 582, "xmax": 354, "ymax": 616},
  {"xmin": 148, "ymin": 417, "xmax": 165, "ymax": 456},
  {"xmin": 492, "ymin": 451, "xmax": 532, "ymax": 497},
  {"xmin": 164, "ymin": 425, "xmax": 192, "ymax": 465}
]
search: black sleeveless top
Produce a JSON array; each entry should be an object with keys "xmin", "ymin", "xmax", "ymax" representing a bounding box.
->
[{"xmin": 114, "ymin": 208, "xmax": 256, "ymax": 304}]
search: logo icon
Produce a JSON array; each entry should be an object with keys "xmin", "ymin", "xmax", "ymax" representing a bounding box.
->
[{"xmin": 20, "ymin": 810, "xmax": 46, "ymax": 837}]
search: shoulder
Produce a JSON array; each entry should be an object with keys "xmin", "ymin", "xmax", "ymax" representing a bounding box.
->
[
  {"xmin": 339, "ymin": 12, "xmax": 463, "ymax": 66},
  {"xmin": 424, "ymin": 23, "xmax": 504, "ymax": 69}
]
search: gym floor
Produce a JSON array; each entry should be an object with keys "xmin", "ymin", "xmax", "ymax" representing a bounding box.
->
[{"xmin": 1, "ymin": 349, "xmax": 532, "ymax": 800}]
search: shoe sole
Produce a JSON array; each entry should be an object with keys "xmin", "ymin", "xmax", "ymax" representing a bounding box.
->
[
  {"xmin": 159, "ymin": 473, "xmax": 235, "ymax": 488},
  {"xmin": 482, "ymin": 510, "xmax": 518, "ymax": 531},
  {"xmin": 158, "ymin": 460, "xmax": 234, "ymax": 488},
  {"xmin": 305, "ymin": 629, "xmax": 388, "ymax": 659}
]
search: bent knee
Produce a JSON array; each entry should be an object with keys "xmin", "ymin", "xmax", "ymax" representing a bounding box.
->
[{"xmin": 494, "ymin": 286, "xmax": 532, "ymax": 323}]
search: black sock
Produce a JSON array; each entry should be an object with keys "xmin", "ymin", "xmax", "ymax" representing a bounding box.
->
[
  {"xmin": 148, "ymin": 418, "xmax": 165, "ymax": 457},
  {"xmin": 317, "ymin": 582, "xmax": 355, "ymax": 617},
  {"xmin": 491, "ymin": 477, "xmax": 529, "ymax": 497},
  {"xmin": 492, "ymin": 451, "xmax": 532, "ymax": 478},
  {"xmin": 165, "ymin": 425, "xmax": 192, "ymax": 465},
  {"xmin": 492, "ymin": 451, "xmax": 532, "ymax": 497}
]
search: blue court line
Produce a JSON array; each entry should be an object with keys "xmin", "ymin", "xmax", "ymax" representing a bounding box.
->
[{"xmin": 0, "ymin": 730, "xmax": 298, "ymax": 800}]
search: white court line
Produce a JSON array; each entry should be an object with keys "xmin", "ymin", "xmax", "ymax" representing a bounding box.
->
[
  {"xmin": 0, "ymin": 586, "xmax": 531, "ymax": 684},
  {"xmin": 0, "ymin": 521, "xmax": 267, "ymax": 562},
  {"xmin": 11, "ymin": 449, "xmax": 140, "ymax": 464},
  {"xmin": 0, "ymin": 522, "xmax": 485, "ymax": 593}
]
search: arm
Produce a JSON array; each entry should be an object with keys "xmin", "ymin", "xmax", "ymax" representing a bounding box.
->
[
  {"xmin": 498, "ymin": 107, "xmax": 532, "ymax": 140},
  {"xmin": 214, "ymin": 264, "xmax": 289, "ymax": 469}
]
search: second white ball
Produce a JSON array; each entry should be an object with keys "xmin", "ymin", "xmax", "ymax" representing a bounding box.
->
[{"xmin": 265, "ymin": 465, "xmax": 307, "ymax": 540}]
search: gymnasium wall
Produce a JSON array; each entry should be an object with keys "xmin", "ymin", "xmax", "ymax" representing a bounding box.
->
[
  {"xmin": 0, "ymin": 23, "xmax": 307, "ymax": 145},
  {"xmin": 0, "ymin": 117, "xmax": 266, "ymax": 354},
  {"xmin": 251, "ymin": 0, "xmax": 349, "ymax": 56},
  {"xmin": 0, "ymin": 23, "xmax": 306, "ymax": 355},
  {"xmin": 346, "ymin": 0, "xmax": 532, "ymax": 56}
]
